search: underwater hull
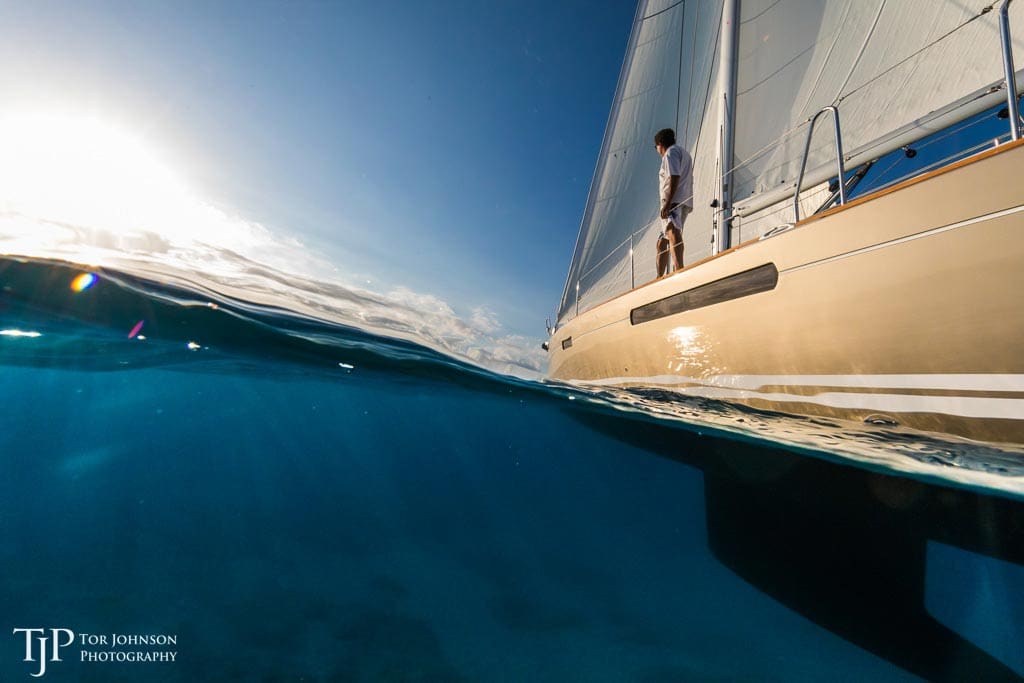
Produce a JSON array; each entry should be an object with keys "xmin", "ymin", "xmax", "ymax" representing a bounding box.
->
[{"xmin": 548, "ymin": 140, "xmax": 1024, "ymax": 444}]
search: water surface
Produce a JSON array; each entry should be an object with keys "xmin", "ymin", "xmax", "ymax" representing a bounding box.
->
[{"xmin": 0, "ymin": 254, "xmax": 1022, "ymax": 682}]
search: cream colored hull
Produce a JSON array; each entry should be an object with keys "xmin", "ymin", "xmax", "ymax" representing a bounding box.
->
[{"xmin": 549, "ymin": 141, "xmax": 1024, "ymax": 444}]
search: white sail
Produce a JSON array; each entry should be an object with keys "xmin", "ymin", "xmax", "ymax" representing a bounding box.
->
[
  {"xmin": 559, "ymin": 0, "xmax": 724, "ymax": 325},
  {"xmin": 732, "ymin": 0, "xmax": 1024, "ymax": 226},
  {"xmin": 549, "ymin": 0, "xmax": 1024, "ymax": 445},
  {"xmin": 559, "ymin": 0, "xmax": 1024, "ymax": 326}
]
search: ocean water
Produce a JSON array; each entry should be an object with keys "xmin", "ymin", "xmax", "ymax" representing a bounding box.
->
[{"xmin": 1, "ymin": 254, "xmax": 1023, "ymax": 682}]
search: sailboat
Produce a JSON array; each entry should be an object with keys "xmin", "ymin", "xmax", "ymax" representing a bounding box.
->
[{"xmin": 547, "ymin": 0, "xmax": 1024, "ymax": 444}]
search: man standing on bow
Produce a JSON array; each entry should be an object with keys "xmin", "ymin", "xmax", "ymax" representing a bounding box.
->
[{"xmin": 654, "ymin": 128, "xmax": 692, "ymax": 276}]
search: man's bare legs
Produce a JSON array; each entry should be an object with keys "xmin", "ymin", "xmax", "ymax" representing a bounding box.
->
[
  {"xmin": 666, "ymin": 223, "xmax": 684, "ymax": 272},
  {"xmin": 656, "ymin": 234, "xmax": 671, "ymax": 276},
  {"xmin": 657, "ymin": 224, "xmax": 684, "ymax": 276}
]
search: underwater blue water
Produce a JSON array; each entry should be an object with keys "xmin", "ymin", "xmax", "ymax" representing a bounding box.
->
[{"xmin": 0, "ymin": 255, "xmax": 1022, "ymax": 682}]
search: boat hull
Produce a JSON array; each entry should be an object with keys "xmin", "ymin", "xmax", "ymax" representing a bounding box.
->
[{"xmin": 549, "ymin": 141, "xmax": 1024, "ymax": 444}]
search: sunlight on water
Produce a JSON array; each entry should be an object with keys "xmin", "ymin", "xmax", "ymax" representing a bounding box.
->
[
  {"xmin": 1, "ymin": 251, "xmax": 1021, "ymax": 501},
  {"xmin": 562, "ymin": 384, "xmax": 1024, "ymax": 498}
]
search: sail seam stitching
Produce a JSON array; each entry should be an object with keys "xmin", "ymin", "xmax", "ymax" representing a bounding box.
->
[{"xmin": 642, "ymin": 0, "xmax": 685, "ymax": 21}]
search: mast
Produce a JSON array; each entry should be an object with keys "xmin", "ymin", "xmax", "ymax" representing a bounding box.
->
[
  {"xmin": 1000, "ymin": 0, "xmax": 1022, "ymax": 141},
  {"xmin": 715, "ymin": 0, "xmax": 739, "ymax": 254}
]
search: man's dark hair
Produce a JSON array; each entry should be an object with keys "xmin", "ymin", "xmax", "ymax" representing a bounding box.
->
[{"xmin": 654, "ymin": 128, "xmax": 676, "ymax": 147}]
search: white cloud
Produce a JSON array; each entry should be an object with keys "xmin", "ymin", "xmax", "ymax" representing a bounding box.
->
[
  {"xmin": 0, "ymin": 110, "xmax": 548, "ymax": 378},
  {"xmin": 469, "ymin": 306, "xmax": 501, "ymax": 334},
  {"xmin": 0, "ymin": 212, "xmax": 547, "ymax": 378}
]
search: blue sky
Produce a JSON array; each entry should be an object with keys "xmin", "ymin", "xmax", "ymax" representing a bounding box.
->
[{"xmin": 0, "ymin": 0, "xmax": 637, "ymax": 337}]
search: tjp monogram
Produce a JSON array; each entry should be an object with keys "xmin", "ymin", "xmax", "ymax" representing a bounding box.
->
[{"xmin": 11, "ymin": 628, "xmax": 75, "ymax": 678}]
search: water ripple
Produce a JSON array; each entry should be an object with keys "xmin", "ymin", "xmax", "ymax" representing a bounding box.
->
[{"xmin": 2, "ymin": 252, "xmax": 1022, "ymax": 501}]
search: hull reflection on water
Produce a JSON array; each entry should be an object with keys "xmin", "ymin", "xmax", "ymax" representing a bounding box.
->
[{"xmin": 574, "ymin": 410, "xmax": 1024, "ymax": 682}]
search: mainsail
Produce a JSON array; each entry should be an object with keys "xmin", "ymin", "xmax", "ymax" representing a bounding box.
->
[
  {"xmin": 732, "ymin": 0, "xmax": 1024, "ymax": 234},
  {"xmin": 558, "ymin": 0, "xmax": 1024, "ymax": 327}
]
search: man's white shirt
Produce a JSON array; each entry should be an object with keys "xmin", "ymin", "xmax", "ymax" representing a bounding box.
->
[{"xmin": 659, "ymin": 144, "xmax": 693, "ymax": 209}]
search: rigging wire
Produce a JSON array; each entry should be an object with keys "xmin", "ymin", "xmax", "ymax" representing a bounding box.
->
[
  {"xmin": 727, "ymin": 2, "xmax": 998, "ymax": 193},
  {"xmin": 831, "ymin": 0, "xmax": 887, "ymax": 102},
  {"xmin": 871, "ymin": 136, "xmax": 1006, "ymax": 192},
  {"xmin": 566, "ymin": 1, "xmax": 1003, "ymax": 318},
  {"xmin": 836, "ymin": 3, "xmax": 996, "ymax": 105},
  {"xmin": 862, "ymin": 114, "xmax": 1006, "ymax": 191},
  {"xmin": 913, "ymin": 111, "xmax": 998, "ymax": 152}
]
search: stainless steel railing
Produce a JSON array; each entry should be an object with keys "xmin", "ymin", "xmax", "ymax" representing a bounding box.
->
[
  {"xmin": 793, "ymin": 106, "xmax": 846, "ymax": 224},
  {"xmin": 791, "ymin": 1, "xmax": 1021, "ymax": 223},
  {"xmin": 565, "ymin": 2, "xmax": 1023, "ymax": 326},
  {"xmin": 1000, "ymin": 0, "xmax": 1022, "ymax": 140}
]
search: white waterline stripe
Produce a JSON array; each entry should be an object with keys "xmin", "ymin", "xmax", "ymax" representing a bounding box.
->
[
  {"xmin": 693, "ymin": 388, "xmax": 1024, "ymax": 421},
  {"xmin": 580, "ymin": 373, "xmax": 1024, "ymax": 393},
  {"xmin": 783, "ymin": 203, "xmax": 1024, "ymax": 275},
  {"xmin": 573, "ymin": 380, "xmax": 1024, "ymax": 420}
]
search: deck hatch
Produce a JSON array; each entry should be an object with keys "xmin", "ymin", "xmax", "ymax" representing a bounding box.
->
[
  {"xmin": 561, "ymin": 337, "xmax": 573, "ymax": 350},
  {"xmin": 630, "ymin": 263, "xmax": 779, "ymax": 325}
]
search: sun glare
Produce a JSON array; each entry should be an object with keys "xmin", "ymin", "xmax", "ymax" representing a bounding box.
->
[
  {"xmin": 0, "ymin": 110, "xmax": 282, "ymax": 260},
  {"xmin": 70, "ymin": 272, "xmax": 97, "ymax": 292},
  {"xmin": 0, "ymin": 112, "xmax": 189, "ymax": 225}
]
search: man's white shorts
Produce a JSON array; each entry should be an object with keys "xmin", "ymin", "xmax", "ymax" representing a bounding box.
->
[{"xmin": 664, "ymin": 204, "xmax": 691, "ymax": 232}]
